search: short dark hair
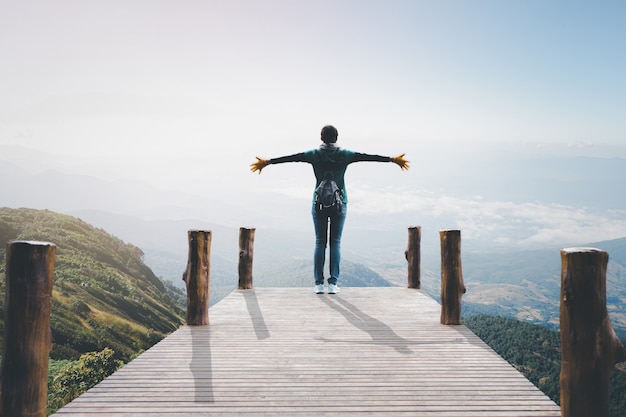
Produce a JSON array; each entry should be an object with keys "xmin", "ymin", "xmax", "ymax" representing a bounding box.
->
[{"xmin": 321, "ymin": 125, "xmax": 338, "ymax": 143}]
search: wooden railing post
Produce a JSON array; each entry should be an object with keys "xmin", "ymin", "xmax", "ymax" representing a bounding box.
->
[
  {"xmin": 559, "ymin": 247, "xmax": 624, "ymax": 417},
  {"xmin": 1, "ymin": 241, "xmax": 56, "ymax": 417},
  {"xmin": 439, "ymin": 229, "xmax": 466, "ymax": 325},
  {"xmin": 405, "ymin": 226, "xmax": 421, "ymax": 289},
  {"xmin": 183, "ymin": 230, "xmax": 211, "ymax": 325},
  {"xmin": 238, "ymin": 227, "xmax": 255, "ymax": 289}
]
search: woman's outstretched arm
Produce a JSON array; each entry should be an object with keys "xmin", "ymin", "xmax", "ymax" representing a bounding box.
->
[
  {"xmin": 352, "ymin": 152, "xmax": 410, "ymax": 170},
  {"xmin": 250, "ymin": 152, "xmax": 309, "ymax": 174}
]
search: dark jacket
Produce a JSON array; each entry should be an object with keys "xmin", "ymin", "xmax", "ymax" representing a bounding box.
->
[{"xmin": 269, "ymin": 143, "xmax": 391, "ymax": 203}]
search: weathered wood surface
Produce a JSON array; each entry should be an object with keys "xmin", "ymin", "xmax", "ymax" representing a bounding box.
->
[
  {"xmin": 183, "ymin": 230, "xmax": 211, "ymax": 325},
  {"xmin": 238, "ymin": 227, "xmax": 255, "ymax": 289},
  {"xmin": 405, "ymin": 226, "xmax": 421, "ymax": 289},
  {"xmin": 2, "ymin": 240, "xmax": 56, "ymax": 417},
  {"xmin": 439, "ymin": 230, "xmax": 466, "ymax": 325},
  {"xmin": 560, "ymin": 247, "xmax": 624, "ymax": 417},
  {"xmin": 53, "ymin": 288, "xmax": 560, "ymax": 416}
]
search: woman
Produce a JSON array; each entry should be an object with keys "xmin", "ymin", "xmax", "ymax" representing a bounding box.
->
[{"xmin": 251, "ymin": 125, "xmax": 410, "ymax": 294}]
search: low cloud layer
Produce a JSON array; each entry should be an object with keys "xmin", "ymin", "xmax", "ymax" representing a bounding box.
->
[{"xmin": 348, "ymin": 186, "xmax": 626, "ymax": 249}]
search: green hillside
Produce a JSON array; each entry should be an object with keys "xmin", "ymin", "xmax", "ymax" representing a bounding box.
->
[
  {"xmin": 465, "ymin": 314, "xmax": 626, "ymax": 417},
  {"xmin": 0, "ymin": 207, "xmax": 185, "ymax": 362}
]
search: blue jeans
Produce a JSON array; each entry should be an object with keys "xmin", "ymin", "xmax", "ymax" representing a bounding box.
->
[{"xmin": 312, "ymin": 203, "xmax": 347, "ymax": 285}]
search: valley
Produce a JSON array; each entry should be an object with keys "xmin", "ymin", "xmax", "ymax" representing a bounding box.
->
[{"xmin": 67, "ymin": 208, "xmax": 626, "ymax": 338}]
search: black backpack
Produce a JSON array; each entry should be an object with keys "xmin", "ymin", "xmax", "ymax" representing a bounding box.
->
[{"xmin": 314, "ymin": 171, "xmax": 343, "ymax": 214}]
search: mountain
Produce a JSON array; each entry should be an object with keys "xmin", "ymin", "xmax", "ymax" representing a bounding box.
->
[
  {"xmin": 63, "ymin": 209, "xmax": 247, "ymax": 306},
  {"xmin": 455, "ymin": 238, "xmax": 626, "ymax": 338},
  {"xmin": 0, "ymin": 207, "xmax": 185, "ymax": 361},
  {"xmin": 62, "ymin": 209, "xmax": 626, "ymax": 338},
  {"xmin": 64, "ymin": 209, "xmax": 316, "ymax": 305}
]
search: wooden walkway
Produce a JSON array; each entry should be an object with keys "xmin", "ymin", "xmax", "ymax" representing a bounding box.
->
[{"xmin": 53, "ymin": 287, "xmax": 560, "ymax": 416}]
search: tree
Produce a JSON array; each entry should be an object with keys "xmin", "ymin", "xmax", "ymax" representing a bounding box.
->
[{"xmin": 47, "ymin": 348, "xmax": 122, "ymax": 414}]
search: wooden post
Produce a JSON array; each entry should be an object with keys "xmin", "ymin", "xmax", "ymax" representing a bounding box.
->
[
  {"xmin": 238, "ymin": 227, "xmax": 256, "ymax": 289},
  {"xmin": 405, "ymin": 226, "xmax": 421, "ymax": 289},
  {"xmin": 1, "ymin": 241, "xmax": 56, "ymax": 417},
  {"xmin": 439, "ymin": 229, "xmax": 466, "ymax": 325},
  {"xmin": 183, "ymin": 230, "xmax": 211, "ymax": 325},
  {"xmin": 559, "ymin": 247, "xmax": 624, "ymax": 417}
]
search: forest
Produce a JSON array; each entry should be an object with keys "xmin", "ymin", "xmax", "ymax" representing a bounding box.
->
[{"xmin": 465, "ymin": 315, "xmax": 626, "ymax": 417}]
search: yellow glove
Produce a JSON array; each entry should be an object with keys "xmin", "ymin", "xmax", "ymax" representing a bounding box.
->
[
  {"xmin": 391, "ymin": 153, "xmax": 410, "ymax": 170},
  {"xmin": 250, "ymin": 157, "xmax": 270, "ymax": 174}
]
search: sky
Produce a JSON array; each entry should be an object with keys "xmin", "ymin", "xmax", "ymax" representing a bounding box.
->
[{"xmin": 1, "ymin": 0, "xmax": 625, "ymax": 249}]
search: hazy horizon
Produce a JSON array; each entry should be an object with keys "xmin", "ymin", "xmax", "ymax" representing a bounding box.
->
[{"xmin": 3, "ymin": 143, "xmax": 626, "ymax": 253}]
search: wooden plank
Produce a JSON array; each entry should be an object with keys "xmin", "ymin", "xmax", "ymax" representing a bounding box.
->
[{"xmin": 53, "ymin": 287, "xmax": 560, "ymax": 416}]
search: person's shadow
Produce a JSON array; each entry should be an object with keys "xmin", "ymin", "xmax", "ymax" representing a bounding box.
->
[
  {"xmin": 189, "ymin": 290, "xmax": 270, "ymax": 404},
  {"xmin": 242, "ymin": 290, "xmax": 270, "ymax": 340},
  {"xmin": 190, "ymin": 325, "xmax": 214, "ymax": 403},
  {"xmin": 319, "ymin": 295, "xmax": 452, "ymax": 354}
]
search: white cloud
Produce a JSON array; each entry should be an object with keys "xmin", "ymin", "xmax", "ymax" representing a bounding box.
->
[{"xmin": 346, "ymin": 186, "xmax": 626, "ymax": 249}]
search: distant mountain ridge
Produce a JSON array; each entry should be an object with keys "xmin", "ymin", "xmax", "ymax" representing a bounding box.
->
[
  {"xmin": 254, "ymin": 258, "xmax": 394, "ymax": 288},
  {"xmin": 455, "ymin": 237, "xmax": 626, "ymax": 338}
]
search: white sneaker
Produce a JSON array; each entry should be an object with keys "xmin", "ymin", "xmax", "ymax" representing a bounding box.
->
[
  {"xmin": 328, "ymin": 284, "xmax": 340, "ymax": 294},
  {"xmin": 314, "ymin": 284, "xmax": 324, "ymax": 294}
]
